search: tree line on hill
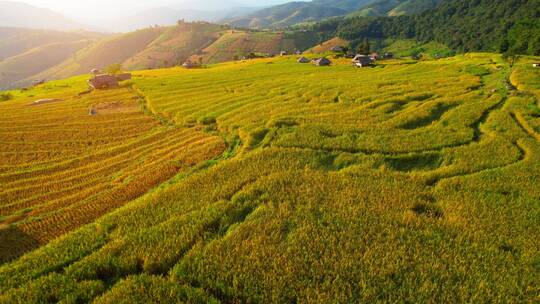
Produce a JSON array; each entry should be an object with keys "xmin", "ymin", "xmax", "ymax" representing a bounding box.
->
[{"xmin": 302, "ymin": 0, "xmax": 540, "ymax": 56}]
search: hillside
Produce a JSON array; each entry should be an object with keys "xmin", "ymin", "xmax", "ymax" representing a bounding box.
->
[
  {"xmin": 0, "ymin": 40, "xmax": 93, "ymax": 90},
  {"xmin": 31, "ymin": 27, "xmax": 166, "ymax": 81},
  {"xmin": 0, "ymin": 53, "xmax": 539, "ymax": 302},
  {"xmin": 123, "ymin": 22, "xmax": 225, "ymax": 70},
  {"xmin": 188, "ymin": 30, "xmax": 313, "ymax": 64},
  {"xmin": 226, "ymin": 0, "xmax": 376, "ymax": 28},
  {"xmin": 308, "ymin": 37, "xmax": 349, "ymax": 53},
  {"xmin": 0, "ymin": 27, "xmax": 105, "ymax": 60},
  {"xmin": 309, "ymin": 0, "xmax": 540, "ymax": 55},
  {"xmin": 351, "ymin": 0, "xmax": 443, "ymax": 17},
  {"xmin": 11, "ymin": 24, "xmax": 318, "ymax": 87},
  {"xmin": 0, "ymin": 1, "xmax": 86, "ymax": 31}
]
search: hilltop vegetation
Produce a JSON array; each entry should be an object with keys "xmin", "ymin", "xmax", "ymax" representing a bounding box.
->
[
  {"xmin": 0, "ymin": 53, "xmax": 539, "ymax": 302},
  {"xmin": 123, "ymin": 22, "xmax": 224, "ymax": 70},
  {"xmin": 189, "ymin": 30, "xmax": 317, "ymax": 64},
  {"xmin": 308, "ymin": 0, "xmax": 540, "ymax": 55},
  {"xmin": 225, "ymin": 0, "xmax": 446, "ymax": 28},
  {"xmin": 351, "ymin": 0, "xmax": 443, "ymax": 17}
]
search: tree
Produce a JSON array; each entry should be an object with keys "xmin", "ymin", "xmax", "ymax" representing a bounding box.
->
[
  {"xmin": 0, "ymin": 92, "xmax": 13, "ymax": 102},
  {"xmin": 357, "ymin": 38, "xmax": 370, "ymax": 55},
  {"xmin": 106, "ymin": 64, "xmax": 123, "ymax": 75}
]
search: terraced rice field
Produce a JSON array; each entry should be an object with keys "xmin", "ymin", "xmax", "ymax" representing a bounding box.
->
[
  {"xmin": 0, "ymin": 77, "xmax": 225, "ymax": 262},
  {"xmin": 0, "ymin": 54, "xmax": 539, "ymax": 303}
]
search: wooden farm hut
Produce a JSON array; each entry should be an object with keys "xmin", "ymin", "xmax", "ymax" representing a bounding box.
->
[
  {"xmin": 313, "ymin": 57, "xmax": 332, "ymax": 66},
  {"xmin": 352, "ymin": 55, "xmax": 373, "ymax": 67},
  {"xmin": 182, "ymin": 61, "xmax": 196, "ymax": 69},
  {"xmin": 88, "ymin": 74, "xmax": 118, "ymax": 90}
]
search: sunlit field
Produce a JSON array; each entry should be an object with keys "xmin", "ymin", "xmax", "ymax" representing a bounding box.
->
[
  {"xmin": 0, "ymin": 78, "xmax": 225, "ymax": 262},
  {"xmin": 0, "ymin": 54, "xmax": 539, "ymax": 303}
]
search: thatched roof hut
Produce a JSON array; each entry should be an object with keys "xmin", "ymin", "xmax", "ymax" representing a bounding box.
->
[
  {"xmin": 88, "ymin": 75, "xmax": 118, "ymax": 90},
  {"xmin": 297, "ymin": 57, "xmax": 310, "ymax": 63},
  {"xmin": 352, "ymin": 55, "xmax": 373, "ymax": 67},
  {"xmin": 313, "ymin": 57, "xmax": 332, "ymax": 66},
  {"xmin": 182, "ymin": 61, "xmax": 196, "ymax": 69}
]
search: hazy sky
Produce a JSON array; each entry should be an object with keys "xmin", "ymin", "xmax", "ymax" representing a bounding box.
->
[{"xmin": 17, "ymin": 0, "xmax": 296, "ymax": 18}]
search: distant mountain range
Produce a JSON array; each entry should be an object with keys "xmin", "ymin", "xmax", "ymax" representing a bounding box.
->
[
  {"xmin": 0, "ymin": 0, "xmax": 446, "ymax": 33},
  {"xmin": 225, "ymin": 0, "xmax": 444, "ymax": 28},
  {"xmin": 0, "ymin": 1, "xmax": 87, "ymax": 31},
  {"xmin": 224, "ymin": 0, "xmax": 374, "ymax": 28},
  {"xmin": 95, "ymin": 7, "xmax": 260, "ymax": 32},
  {"xmin": 0, "ymin": 1, "xmax": 260, "ymax": 32}
]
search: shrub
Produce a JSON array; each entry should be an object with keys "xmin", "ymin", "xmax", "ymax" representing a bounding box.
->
[{"xmin": 0, "ymin": 92, "xmax": 13, "ymax": 101}]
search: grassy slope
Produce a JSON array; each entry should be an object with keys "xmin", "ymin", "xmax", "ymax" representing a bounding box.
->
[
  {"xmin": 31, "ymin": 28, "xmax": 166, "ymax": 81},
  {"xmin": 350, "ymin": 0, "xmax": 443, "ymax": 17},
  {"xmin": 190, "ymin": 31, "xmax": 298, "ymax": 64},
  {"xmin": 123, "ymin": 23, "xmax": 224, "ymax": 70},
  {"xmin": 8, "ymin": 25, "xmax": 313, "ymax": 86},
  {"xmin": 309, "ymin": 37, "xmax": 349, "ymax": 53},
  {"xmin": 0, "ymin": 40, "xmax": 93, "ymax": 89},
  {"xmin": 0, "ymin": 28, "xmax": 104, "ymax": 60},
  {"xmin": 382, "ymin": 39, "xmax": 454, "ymax": 57},
  {"xmin": 0, "ymin": 54, "xmax": 539, "ymax": 302}
]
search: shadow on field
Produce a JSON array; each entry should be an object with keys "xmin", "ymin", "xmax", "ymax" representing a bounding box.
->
[{"xmin": 0, "ymin": 225, "xmax": 39, "ymax": 264}]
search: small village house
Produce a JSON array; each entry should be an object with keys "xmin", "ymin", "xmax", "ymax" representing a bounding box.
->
[
  {"xmin": 182, "ymin": 61, "xmax": 196, "ymax": 69},
  {"xmin": 313, "ymin": 57, "xmax": 332, "ymax": 66},
  {"xmin": 331, "ymin": 46, "xmax": 344, "ymax": 53},
  {"xmin": 88, "ymin": 75, "xmax": 118, "ymax": 90},
  {"xmin": 297, "ymin": 57, "xmax": 310, "ymax": 63},
  {"xmin": 352, "ymin": 54, "xmax": 373, "ymax": 67},
  {"xmin": 383, "ymin": 52, "xmax": 394, "ymax": 59}
]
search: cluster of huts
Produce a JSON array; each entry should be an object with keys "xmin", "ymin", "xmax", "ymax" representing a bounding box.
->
[
  {"xmin": 88, "ymin": 69, "xmax": 132, "ymax": 90},
  {"xmin": 297, "ymin": 52, "xmax": 393, "ymax": 67}
]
